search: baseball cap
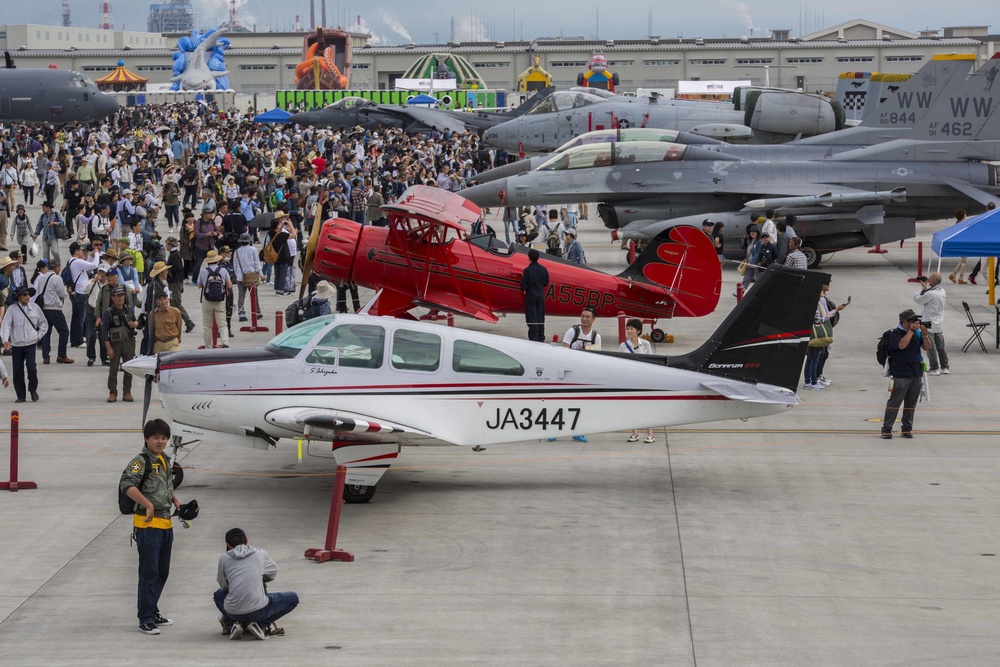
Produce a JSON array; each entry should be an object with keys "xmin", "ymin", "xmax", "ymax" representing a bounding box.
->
[{"xmin": 898, "ymin": 309, "xmax": 919, "ymax": 322}]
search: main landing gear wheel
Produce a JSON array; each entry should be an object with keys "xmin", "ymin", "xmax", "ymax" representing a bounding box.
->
[
  {"xmin": 343, "ymin": 483, "xmax": 376, "ymax": 503},
  {"xmin": 171, "ymin": 463, "xmax": 184, "ymax": 489},
  {"xmin": 801, "ymin": 244, "xmax": 822, "ymax": 270},
  {"xmin": 650, "ymin": 328, "xmax": 666, "ymax": 344}
]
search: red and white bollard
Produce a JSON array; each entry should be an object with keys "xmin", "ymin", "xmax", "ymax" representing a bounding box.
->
[
  {"xmin": 1, "ymin": 411, "xmax": 37, "ymax": 492},
  {"xmin": 275, "ymin": 310, "xmax": 284, "ymax": 335},
  {"xmin": 907, "ymin": 242, "xmax": 924, "ymax": 283},
  {"xmin": 304, "ymin": 464, "xmax": 355, "ymax": 563},
  {"xmin": 736, "ymin": 282, "xmax": 745, "ymax": 303}
]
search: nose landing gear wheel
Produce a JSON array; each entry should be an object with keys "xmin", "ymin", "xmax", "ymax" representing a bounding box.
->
[
  {"xmin": 650, "ymin": 328, "xmax": 666, "ymax": 344},
  {"xmin": 343, "ymin": 483, "xmax": 376, "ymax": 503}
]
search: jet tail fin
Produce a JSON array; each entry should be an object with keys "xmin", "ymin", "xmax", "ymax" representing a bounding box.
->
[
  {"xmin": 617, "ymin": 225, "xmax": 722, "ymax": 318},
  {"xmin": 906, "ymin": 53, "xmax": 1000, "ymax": 141},
  {"xmin": 860, "ymin": 54, "xmax": 975, "ymax": 127},
  {"xmin": 667, "ymin": 265, "xmax": 830, "ymax": 392}
]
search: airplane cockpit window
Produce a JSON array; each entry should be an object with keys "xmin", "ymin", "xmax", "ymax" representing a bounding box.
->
[
  {"xmin": 391, "ymin": 329, "xmax": 441, "ymax": 372},
  {"xmin": 69, "ymin": 76, "xmax": 87, "ymax": 88},
  {"xmin": 468, "ymin": 233, "xmax": 512, "ymax": 255},
  {"xmin": 537, "ymin": 144, "xmax": 614, "ymax": 171},
  {"xmin": 323, "ymin": 96, "xmax": 370, "ymax": 111},
  {"xmin": 556, "ymin": 130, "xmax": 618, "ymax": 153},
  {"xmin": 618, "ymin": 129, "xmax": 682, "ymax": 144},
  {"xmin": 527, "ymin": 91, "xmax": 603, "ymax": 115},
  {"xmin": 306, "ymin": 324, "xmax": 386, "ymax": 368},
  {"xmin": 614, "ymin": 142, "xmax": 686, "ymax": 165},
  {"xmin": 452, "ymin": 340, "xmax": 524, "ymax": 376},
  {"xmin": 265, "ymin": 316, "xmax": 334, "ymax": 357}
]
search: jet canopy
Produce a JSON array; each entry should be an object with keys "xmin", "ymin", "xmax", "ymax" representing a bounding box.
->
[
  {"xmin": 526, "ymin": 91, "xmax": 606, "ymax": 115},
  {"xmin": 537, "ymin": 141, "xmax": 688, "ymax": 171},
  {"xmin": 554, "ymin": 128, "xmax": 683, "ymax": 153},
  {"xmin": 322, "ymin": 96, "xmax": 372, "ymax": 111}
]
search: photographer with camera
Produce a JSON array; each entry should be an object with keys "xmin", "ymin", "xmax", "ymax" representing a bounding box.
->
[
  {"xmin": 215, "ymin": 528, "xmax": 299, "ymax": 641},
  {"xmin": 914, "ymin": 272, "xmax": 949, "ymax": 376},
  {"xmin": 101, "ymin": 284, "xmax": 137, "ymax": 402},
  {"xmin": 881, "ymin": 309, "xmax": 933, "ymax": 440},
  {"xmin": 549, "ymin": 307, "xmax": 602, "ymax": 444}
]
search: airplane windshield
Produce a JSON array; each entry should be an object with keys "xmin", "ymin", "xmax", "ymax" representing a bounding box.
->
[
  {"xmin": 538, "ymin": 141, "xmax": 686, "ymax": 171},
  {"xmin": 69, "ymin": 77, "xmax": 87, "ymax": 88},
  {"xmin": 265, "ymin": 316, "xmax": 335, "ymax": 356},
  {"xmin": 323, "ymin": 97, "xmax": 370, "ymax": 111},
  {"xmin": 555, "ymin": 128, "xmax": 683, "ymax": 153},
  {"xmin": 527, "ymin": 91, "xmax": 604, "ymax": 115}
]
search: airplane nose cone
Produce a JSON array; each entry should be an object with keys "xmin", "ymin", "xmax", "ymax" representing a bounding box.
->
[
  {"xmin": 461, "ymin": 178, "xmax": 508, "ymax": 208},
  {"xmin": 474, "ymin": 160, "xmax": 533, "ymax": 184},
  {"xmin": 97, "ymin": 93, "xmax": 119, "ymax": 119},
  {"xmin": 123, "ymin": 355, "xmax": 157, "ymax": 380}
]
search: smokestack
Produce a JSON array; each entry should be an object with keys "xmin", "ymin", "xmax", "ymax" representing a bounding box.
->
[
  {"xmin": 321, "ymin": 0, "xmax": 326, "ymax": 28},
  {"xmin": 310, "ymin": 0, "xmax": 315, "ymax": 31}
]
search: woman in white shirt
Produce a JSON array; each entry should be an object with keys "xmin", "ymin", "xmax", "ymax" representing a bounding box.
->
[{"xmin": 619, "ymin": 318, "xmax": 656, "ymax": 443}]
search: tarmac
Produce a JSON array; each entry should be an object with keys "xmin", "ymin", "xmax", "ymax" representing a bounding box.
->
[{"xmin": 1, "ymin": 207, "xmax": 999, "ymax": 666}]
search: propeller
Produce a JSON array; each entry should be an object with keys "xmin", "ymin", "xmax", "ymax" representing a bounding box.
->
[
  {"xmin": 299, "ymin": 199, "xmax": 325, "ymax": 299},
  {"xmin": 141, "ymin": 355, "xmax": 160, "ymax": 426}
]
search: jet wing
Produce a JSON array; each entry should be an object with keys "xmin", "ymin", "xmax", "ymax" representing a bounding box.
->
[
  {"xmin": 398, "ymin": 106, "xmax": 473, "ymax": 133},
  {"xmin": 266, "ymin": 407, "xmax": 438, "ymax": 441},
  {"xmin": 701, "ymin": 380, "xmax": 799, "ymax": 405},
  {"xmin": 940, "ymin": 178, "xmax": 1000, "ymax": 208}
]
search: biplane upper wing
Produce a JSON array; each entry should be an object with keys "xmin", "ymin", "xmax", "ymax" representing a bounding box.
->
[{"xmin": 383, "ymin": 185, "xmax": 483, "ymax": 227}]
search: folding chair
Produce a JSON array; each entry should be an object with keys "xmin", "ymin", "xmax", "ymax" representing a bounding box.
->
[{"xmin": 961, "ymin": 301, "xmax": 989, "ymax": 353}]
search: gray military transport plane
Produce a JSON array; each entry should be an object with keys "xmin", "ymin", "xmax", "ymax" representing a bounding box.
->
[
  {"xmin": 124, "ymin": 265, "xmax": 827, "ymax": 503},
  {"xmin": 0, "ymin": 52, "xmax": 118, "ymax": 124}
]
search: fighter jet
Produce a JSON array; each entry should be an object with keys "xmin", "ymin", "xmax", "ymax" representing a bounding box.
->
[
  {"xmin": 481, "ymin": 85, "xmax": 848, "ymax": 152},
  {"xmin": 287, "ymin": 87, "xmax": 556, "ymax": 135},
  {"xmin": 465, "ymin": 55, "xmax": 997, "ymax": 267},
  {"xmin": 123, "ymin": 264, "xmax": 827, "ymax": 503},
  {"xmin": 474, "ymin": 54, "xmax": 980, "ymax": 185},
  {"xmin": 0, "ymin": 52, "xmax": 118, "ymax": 124}
]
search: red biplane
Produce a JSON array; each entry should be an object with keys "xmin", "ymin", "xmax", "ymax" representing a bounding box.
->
[{"xmin": 305, "ymin": 186, "xmax": 721, "ymax": 327}]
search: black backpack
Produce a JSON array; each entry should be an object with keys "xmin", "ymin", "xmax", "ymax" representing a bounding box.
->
[
  {"xmin": 203, "ymin": 266, "xmax": 226, "ymax": 302},
  {"xmin": 875, "ymin": 329, "xmax": 894, "ymax": 366},
  {"xmin": 118, "ymin": 452, "xmax": 152, "ymax": 514},
  {"xmin": 61, "ymin": 258, "xmax": 76, "ymax": 289}
]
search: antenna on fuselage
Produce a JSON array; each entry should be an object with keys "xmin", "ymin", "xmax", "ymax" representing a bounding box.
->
[{"xmin": 357, "ymin": 288, "xmax": 384, "ymax": 315}]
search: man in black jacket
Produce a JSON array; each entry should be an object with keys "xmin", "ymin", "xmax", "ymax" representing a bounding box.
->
[{"xmin": 163, "ymin": 238, "xmax": 195, "ymax": 333}]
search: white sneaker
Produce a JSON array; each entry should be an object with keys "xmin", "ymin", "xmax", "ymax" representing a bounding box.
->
[
  {"xmin": 942, "ymin": 368, "xmax": 950, "ymax": 374},
  {"xmin": 809, "ymin": 384, "xmax": 825, "ymax": 390},
  {"xmin": 246, "ymin": 621, "xmax": 268, "ymax": 640},
  {"xmin": 927, "ymin": 369, "xmax": 941, "ymax": 376},
  {"xmin": 230, "ymin": 623, "xmax": 243, "ymax": 640},
  {"xmin": 817, "ymin": 377, "xmax": 831, "ymax": 387}
]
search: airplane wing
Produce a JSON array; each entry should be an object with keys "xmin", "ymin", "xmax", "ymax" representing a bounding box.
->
[
  {"xmin": 266, "ymin": 407, "xmax": 438, "ymax": 441},
  {"xmin": 414, "ymin": 291, "xmax": 498, "ymax": 323},
  {"xmin": 700, "ymin": 380, "xmax": 799, "ymax": 405},
  {"xmin": 398, "ymin": 106, "xmax": 473, "ymax": 133},
  {"xmin": 941, "ymin": 178, "xmax": 1000, "ymax": 208}
]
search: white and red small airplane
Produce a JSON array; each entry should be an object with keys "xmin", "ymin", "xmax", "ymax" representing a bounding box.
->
[{"xmin": 125, "ymin": 264, "xmax": 826, "ymax": 502}]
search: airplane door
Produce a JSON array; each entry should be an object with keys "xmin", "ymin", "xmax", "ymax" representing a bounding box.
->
[{"xmin": 0, "ymin": 96, "xmax": 9, "ymax": 117}]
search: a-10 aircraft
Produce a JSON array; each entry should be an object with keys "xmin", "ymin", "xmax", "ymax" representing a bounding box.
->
[
  {"xmin": 0, "ymin": 52, "xmax": 118, "ymax": 124},
  {"xmin": 309, "ymin": 186, "xmax": 721, "ymax": 326},
  {"xmin": 124, "ymin": 263, "xmax": 827, "ymax": 503},
  {"xmin": 287, "ymin": 87, "xmax": 555, "ymax": 135},
  {"xmin": 464, "ymin": 55, "xmax": 1000, "ymax": 267},
  {"xmin": 482, "ymin": 85, "xmax": 847, "ymax": 152}
]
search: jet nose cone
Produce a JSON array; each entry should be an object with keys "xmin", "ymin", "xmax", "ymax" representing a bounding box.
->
[
  {"xmin": 475, "ymin": 160, "xmax": 532, "ymax": 184},
  {"xmin": 461, "ymin": 178, "xmax": 508, "ymax": 208}
]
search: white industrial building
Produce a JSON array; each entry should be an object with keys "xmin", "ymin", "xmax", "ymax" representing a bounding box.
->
[{"xmin": 1, "ymin": 19, "xmax": 997, "ymax": 96}]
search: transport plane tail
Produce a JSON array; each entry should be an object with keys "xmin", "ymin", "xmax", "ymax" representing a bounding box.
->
[{"xmin": 667, "ymin": 265, "xmax": 830, "ymax": 392}]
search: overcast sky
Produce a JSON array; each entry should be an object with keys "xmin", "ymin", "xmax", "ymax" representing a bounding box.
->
[{"xmin": 7, "ymin": 1, "xmax": 994, "ymax": 45}]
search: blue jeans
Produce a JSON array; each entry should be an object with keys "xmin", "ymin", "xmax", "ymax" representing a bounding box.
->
[
  {"xmin": 70, "ymin": 292, "xmax": 88, "ymax": 346},
  {"xmin": 135, "ymin": 527, "xmax": 173, "ymax": 625},
  {"xmin": 191, "ymin": 247, "xmax": 209, "ymax": 285},
  {"xmin": 352, "ymin": 209, "xmax": 366, "ymax": 225},
  {"xmin": 41, "ymin": 308, "xmax": 69, "ymax": 359},
  {"xmin": 214, "ymin": 588, "xmax": 299, "ymax": 627},
  {"xmin": 803, "ymin": 347, "xmax": 822, "ymax": 385}
]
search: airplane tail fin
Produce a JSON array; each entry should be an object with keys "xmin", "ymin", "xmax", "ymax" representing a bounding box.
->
[
  {"xmin": 667, "ymin": 265, "xmax": 830, "ymax": 392},
  {"xmin": 859, "ymin": 55, "xmax": 975, "ymax": 126},
  {"xmin": 617, "ymin": 225, "xmax": 722, "ymax": 318},
  {"xmin": 906, "ymin": 53, "xmax": 1000, "ymax": 141}
]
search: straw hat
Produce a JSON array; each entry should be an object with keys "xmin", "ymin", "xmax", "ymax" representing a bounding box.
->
[
  {"xmin": 149, "ymin": 261, "xmax": 169, "ymax": 277},
  {"xmin": 314, "ymin": 280, "xmax": 337, "ymax": 301},
  {"xmin": 204, "ymin": 250, "xmax": 222, "ymax": 264}
]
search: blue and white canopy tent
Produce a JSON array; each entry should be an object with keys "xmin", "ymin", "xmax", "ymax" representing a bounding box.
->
[{"xmin": 932, "ymin": 208, "xmax": 1000, "ymax": 259}]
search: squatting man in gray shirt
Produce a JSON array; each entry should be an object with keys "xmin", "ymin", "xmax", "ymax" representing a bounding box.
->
[{"xmin": 214, "ymin": 527, "xmax": 299, "ymax": 640}]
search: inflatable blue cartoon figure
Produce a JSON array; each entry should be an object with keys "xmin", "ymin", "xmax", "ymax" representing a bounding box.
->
[{"xmin": 170, "ymin": 28, "xmax": 232, "ymax": 91}]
